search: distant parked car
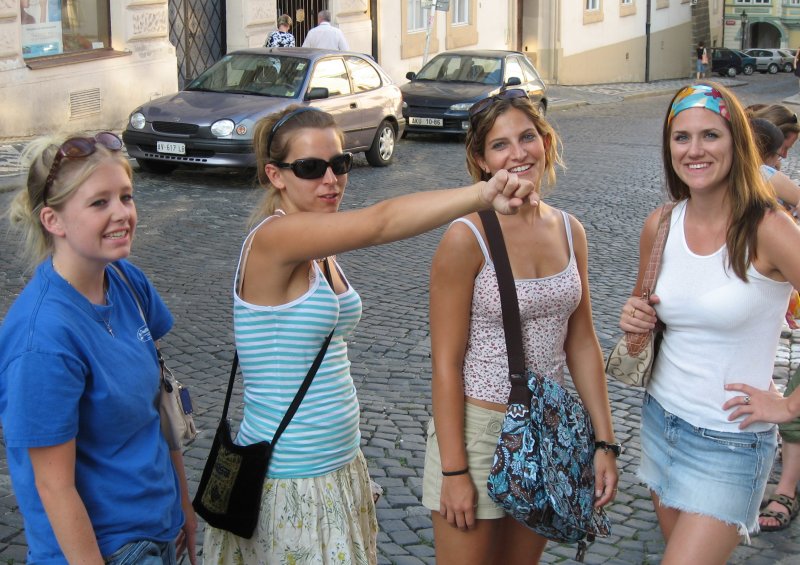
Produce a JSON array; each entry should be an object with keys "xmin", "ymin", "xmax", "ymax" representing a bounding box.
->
[
  {"xmin": 399, "ymin": 49, "xmax": 547, "ymax": 136},
  {"xmin": 122, "ymin": 48, "xmax": 405, "ymax": 173},
  {"xmin": 711, "ymin": 48, "xmax": 756, "ymax": 77},
  {"xmin": 744, "ymin": 48, "xmax": 794, "ymax": 73}
]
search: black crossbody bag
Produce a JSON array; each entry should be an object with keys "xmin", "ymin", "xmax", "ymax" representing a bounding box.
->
[{"xmin": 192, "ymin": 260, "xmax": 335, "ymax": 538}]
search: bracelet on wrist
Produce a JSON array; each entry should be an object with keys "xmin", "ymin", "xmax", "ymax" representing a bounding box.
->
[
  {"xmin": 594, "ymin": 441, "xmax": 622, "ymax": 457},
  {"xmin": 441, "ymin": 467, "xmax": 470, "ymax": 477}
]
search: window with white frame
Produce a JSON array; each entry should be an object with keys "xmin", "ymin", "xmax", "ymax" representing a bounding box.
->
[
  {"xmin": 408, "ymin": 0, "xmax": 432, "ymax": 33},
  {"xmin": 621, "ymin": 0, "xmax": 632, "ymax": 4},
  {"xmin": 587, "ymin": 0, "xmax": 600, "ymax": 9},
  {"xmin": 453, "ymin": 0, "xmax": 469, "ymax": 25}
]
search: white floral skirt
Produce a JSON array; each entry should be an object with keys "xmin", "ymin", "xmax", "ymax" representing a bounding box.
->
[{"xmin": 203, "ymin": 450, "xmax": 378, "ymax": 565}]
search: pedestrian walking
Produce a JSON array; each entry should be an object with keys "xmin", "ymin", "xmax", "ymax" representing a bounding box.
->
[
  {"xmin": 422, "ymin": 90, "xmax": 618, "ymax": 565},
  {"xmin": 621, "ymin": 82, "xmax": 800, "ymax": 564},
  {"xmin": 0, "ymin": 132, "xmax": 196, "ymax": 564},
  {"xmin": 302, "ymin": 9, "xmax": 349, "ymax": 50},
  {"xmin": 265, "ymin": 13, "xmax": 295, "ymax": 47},
  {"xmin": 696, "ymin": 41, "xmax": 709, "ymax": 80},
  {"xmin": 201, "ymin": 105, "xmax": 537, "ymax": 564}
]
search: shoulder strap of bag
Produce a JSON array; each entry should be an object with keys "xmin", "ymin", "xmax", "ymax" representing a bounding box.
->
[
  {"xmin": 109, "ymin": 263, "xmax": 165, "ymax": 367},
  {"xmin": 639, "ymin": 203, "xmax": 676, "ymax": 300},
  {"xmin": 223, "ymin": 259, "xmax": 335, "ymax": 446},
  {"xmin": 477, "ymin": 210, "xmax": 531, "ymax": 406}
]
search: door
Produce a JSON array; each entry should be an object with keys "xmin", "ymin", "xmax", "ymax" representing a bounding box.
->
[
  {"xmin": 276, "ymin": 0, "xmax": 329, "ymax": 47},
  {"xmin": 169, "ymin": 0, "xmax": 227, "ymax": 89}
]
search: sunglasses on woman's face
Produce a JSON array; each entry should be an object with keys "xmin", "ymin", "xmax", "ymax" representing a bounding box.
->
[
  {"xmin": 271, "ymin": 152, "xmax": 353, "ymax": 179},
  {"xmin": 43, "ymin": 132, "xmax": 124, "ymax": 205},
  {"xmin": 468, "ymin": 88, "xmax": 529, "ymax": 119}
]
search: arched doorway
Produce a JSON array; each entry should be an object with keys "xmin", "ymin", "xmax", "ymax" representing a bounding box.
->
[{"xmin": 747, "ymin": 22, "xmax": 783, "ymax": 49}]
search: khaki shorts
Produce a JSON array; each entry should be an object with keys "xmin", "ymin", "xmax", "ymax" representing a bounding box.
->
[{"xmin": 422, "ymin": 402, "xmax": 506, "ymax": 520}]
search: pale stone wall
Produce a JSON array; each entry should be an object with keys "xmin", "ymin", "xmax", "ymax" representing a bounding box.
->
[{"xmin": 0, "ymin": 0, "xmax": 178, "ymax": 138}]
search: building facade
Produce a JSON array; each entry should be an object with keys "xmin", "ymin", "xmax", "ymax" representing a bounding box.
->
[
  {"xmin": 0, "ymin": 0, "xmax": 179, "ymax": 139},
  {"xmin": 720, "ymin": 0, "xmax": 800, "ymax": 51}
]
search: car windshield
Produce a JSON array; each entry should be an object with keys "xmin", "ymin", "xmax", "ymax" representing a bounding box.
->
[
  {"xmin": 185, "ymin": 53, "xmax": 309, "ymax": 98},
  {"xmin": 415, "ymin": 55, "xmax": 503, "ymax": 85}
]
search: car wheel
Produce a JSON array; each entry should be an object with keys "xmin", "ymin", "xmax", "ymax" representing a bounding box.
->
[
  {"xmin": 726, "ymin": 67, "xmax": 737, "ymax": 77},
  {"xmin": 365, "ymin": 120, "xmax": 396, "ymax": 167},
  {"xmin": 743, "ymin": 65, "xmax": 755, "ymax": 76},
  {"xmin": 785, "ymin": 63, "xmax": 795, "ymax": 73},
  {"xmin": 136, "ymin": 158, "xmax": 177, "ymax": 175},
  {"xmin": 768, "ymin": 63, "xmax": 779, "ymax": 74},
  {"xmin": 536, "ymin": 100, "xmax": 547, "ymax": 116}
]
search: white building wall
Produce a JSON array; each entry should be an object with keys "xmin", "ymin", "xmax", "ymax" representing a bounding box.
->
[{"xmin": 0, "ymin": 0, "xmax": 178, "ymax": 138}]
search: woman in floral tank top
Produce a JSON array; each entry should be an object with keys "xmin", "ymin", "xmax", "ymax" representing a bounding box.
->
[{"xmin": 422, "ymin": 92, "xmax": 618, "ymax": 564}]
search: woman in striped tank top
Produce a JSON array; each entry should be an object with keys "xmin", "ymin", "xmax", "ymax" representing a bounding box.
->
[{"xmin": 203, "ymin": 105, "xmax": 539, "ymax": 564}]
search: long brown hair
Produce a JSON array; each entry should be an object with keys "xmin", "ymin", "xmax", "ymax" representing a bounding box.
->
[{"xmin": 662, "ymin": 82, "xmax": 776, "ymax": 281}]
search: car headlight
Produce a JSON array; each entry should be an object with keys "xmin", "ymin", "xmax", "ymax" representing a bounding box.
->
[
  {"xmin": 211, "ymin": 119, "xmax": 235, "ymax": 137},
  {"xmin": 129, "ymin": 112, "xmax": 146, "ymax": 130},
  {"xmin": 449, "ymin": 102, "xmax": 474, "ymax": 112},
  {"xmin": 402, "ymin": 101, "xmax": 408, "ymax": 109}
]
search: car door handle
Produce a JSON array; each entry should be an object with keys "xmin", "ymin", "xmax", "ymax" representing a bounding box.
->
[{"xmin": 350, "ymin": 103, "xmax": 357, "ymax": 109}]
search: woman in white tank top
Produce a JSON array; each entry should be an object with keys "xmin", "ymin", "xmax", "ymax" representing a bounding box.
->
[
  {"xmin": 201, "ymin": 106, "xmax": 538, "ymax": 564},
  {"xmin": 620, "ymin": 83, "xmax": 800, "ymax": 564}
]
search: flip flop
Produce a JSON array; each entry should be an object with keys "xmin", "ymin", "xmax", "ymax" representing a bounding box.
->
[{"xmin": 759, "ymin": 493, "xmax": 799, "ymax": 532}]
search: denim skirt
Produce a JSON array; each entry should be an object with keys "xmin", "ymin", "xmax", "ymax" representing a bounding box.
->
[{"xmin": 638, "ymin": 393, "xmax": 777, "ymax": 539}]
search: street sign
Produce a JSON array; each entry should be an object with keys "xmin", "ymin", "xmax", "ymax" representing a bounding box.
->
[
  {"xmin": 725, "ymin": 19, "xmax": 736, "ymax": 25},
  {"xmin": 436, "ymin": 0, "xmax": 450, "ymax": 10}
]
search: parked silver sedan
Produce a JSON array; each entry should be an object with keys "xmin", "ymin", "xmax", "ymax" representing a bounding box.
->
[
  {"xmin": 123, "ymin": 48, "xmax": 405, "ymax": 173},
  {"xmin": 744, "ymin": 48, "xmax": 794, "ymax": 74}
]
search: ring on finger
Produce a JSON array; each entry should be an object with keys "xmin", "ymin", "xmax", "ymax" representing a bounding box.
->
[
  {"xmin": 630, "ymin": 307, "xmax": 636, "ymax": 318},
  {"xmin": 744, "ymin": 395, "xmax": 751, "ymax": 405}
]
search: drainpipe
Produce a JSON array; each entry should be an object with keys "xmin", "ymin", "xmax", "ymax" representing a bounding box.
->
[{"xmin": 645, "ymin": 0, "xmax": 652, "ymax": 82}]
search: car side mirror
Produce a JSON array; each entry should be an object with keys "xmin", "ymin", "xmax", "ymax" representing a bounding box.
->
[
  {"xmin": 505, "ymin": 76, "xmax": 522, "ymax": 86},
  {"xmin": 406, "ymin": 71, "xmax": 416, "ymax": 80},
  {"xmin": 305, "ymin": 87, "xmax": 329, "ymax": 101}
]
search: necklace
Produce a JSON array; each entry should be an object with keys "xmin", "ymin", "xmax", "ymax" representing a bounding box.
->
[{"xmin": 53, "ymin": 261, "xmax": 115, "ymax": 337}]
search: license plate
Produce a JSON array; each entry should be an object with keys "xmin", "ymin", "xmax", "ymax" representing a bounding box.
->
[
  {"xmin": 156, "ymin": 141, "xmax": 186, "ymax": 155},
  {"xmin": 409, "ymin": 117, "xmax": 443, "ymax": 127}
]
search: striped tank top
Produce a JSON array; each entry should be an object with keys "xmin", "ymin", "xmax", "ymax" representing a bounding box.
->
[{"xmin": 232, "ymin": 216, "xmax": 362, "ymax": 478}]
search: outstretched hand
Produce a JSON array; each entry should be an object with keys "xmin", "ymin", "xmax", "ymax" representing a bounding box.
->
[
  {"xmin": 479, "ymin": 170, "xmax": 539, "ymax": 214},
  {"xmin": 723, "ymin": 383, "xmax": 794, "ymax": 429}
]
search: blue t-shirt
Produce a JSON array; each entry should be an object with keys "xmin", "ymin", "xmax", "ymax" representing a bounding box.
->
[{"xmin": 0, "ymin": 259, "xmax": 182, "ymax": 563}]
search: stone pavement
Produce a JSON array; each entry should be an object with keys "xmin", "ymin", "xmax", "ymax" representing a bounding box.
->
[{"xmin": 3, "ymin": 78, "xmax": 800, "ymax": 564}]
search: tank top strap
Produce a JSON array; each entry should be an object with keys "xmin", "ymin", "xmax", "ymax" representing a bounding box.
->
[
  {"xmin": 233, "ymin": 210, "xmax": 286, "ymax": 296},
  {"xmin": 452, "ymin": 217, "xmax": 492, "ymax": 265},
  {"xmin": 560, "ymin": 210, "xmax": 575, "ymax": 260}
]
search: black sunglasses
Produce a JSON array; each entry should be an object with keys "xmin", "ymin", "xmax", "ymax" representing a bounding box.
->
[
  {"xmin": 271, "ymin": 152, "xmax": 353, "ymax": 179},
  {"xmin": 468, "ymin": 88, "xmax": 529, "ymax": 119},
  {"xmin": 43, "ymin": 132, "xmax": 123, "ymax": 205}
]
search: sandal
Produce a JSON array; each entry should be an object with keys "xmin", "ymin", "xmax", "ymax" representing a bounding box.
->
[{"xmin": 759, "ymin": 493, "xmax": 800, "ymax": 532}]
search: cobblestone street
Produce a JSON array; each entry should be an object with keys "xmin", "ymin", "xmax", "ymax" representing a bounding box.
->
[{"xmin": 2, "ymin": 74, "xmax": 800, "ymax": 563}]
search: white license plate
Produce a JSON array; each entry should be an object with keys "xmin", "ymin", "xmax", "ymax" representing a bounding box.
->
[
  {"xmin": 156, "ymin": 141, "xmax": 186, "ymax": 155},
  {"xmin": 409, "ymin": 117, "xmax": 443, "ymax": 127}
]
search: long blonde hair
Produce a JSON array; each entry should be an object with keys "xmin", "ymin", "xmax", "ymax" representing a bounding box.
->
[{"xmin": 7, "ymin": 134, "xmax": 131, "ymax": 270}]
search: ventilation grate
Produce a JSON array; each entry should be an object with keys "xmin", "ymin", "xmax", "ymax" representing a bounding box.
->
[{"xmin": 69, "ymin": 88, "xmax": 102, "ymax": 119}]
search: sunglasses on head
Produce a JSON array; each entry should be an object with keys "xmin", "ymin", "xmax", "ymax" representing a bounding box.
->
[
  {"xmin": 468, "ymin": 88, "xmax": 529, "ymax": 119},
  {"xmin": 271, "ymin": 152, "xmax": 353, "ymax": 179},
  {"xmin": 42, "ymin": 132, "xmax": 123, "ymax": 206}
]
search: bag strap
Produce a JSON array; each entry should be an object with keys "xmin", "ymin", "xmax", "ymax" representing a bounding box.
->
[
  {"xmin": 477, "ymin": 210, "xmax": 531, "ymax": 406},
  {"xmin": 109, "ymin": 263, "xmax": 166, "ymax": 368},
  {"xmin": 639, "ymin": 203, "xmax": 675, "ymax": 301},
  {"xmin": 223, "ymin": 259, "xmax": 335, "ymax": 447}
]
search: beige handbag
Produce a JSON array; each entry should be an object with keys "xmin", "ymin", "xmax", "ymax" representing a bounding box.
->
[{"xmin": 605, "ymin": 203, "xmax": 674, "ymax": 387}]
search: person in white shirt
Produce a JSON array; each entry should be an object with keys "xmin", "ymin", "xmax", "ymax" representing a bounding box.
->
[{"xmin": 302, "ymin": 10, "xmax": 349, "ymax": 50}]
